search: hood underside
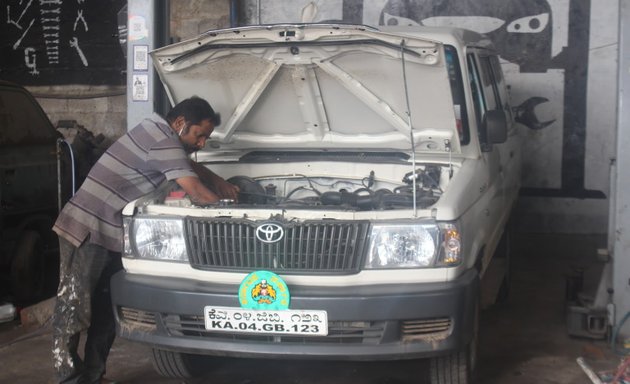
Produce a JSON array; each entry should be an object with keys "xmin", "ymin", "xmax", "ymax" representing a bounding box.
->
[{"xmin": 151, "ymin": 24, "xmax": 461, "ymax": 153}]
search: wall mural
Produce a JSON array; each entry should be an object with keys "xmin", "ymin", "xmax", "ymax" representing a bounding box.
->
[
  {"xmin": 0, "ymin": 0, "xmax": 126, "ymax": 86},
  {"xmin": 248, "ymin": 0, "xmax": 607, "ymax": 199}
]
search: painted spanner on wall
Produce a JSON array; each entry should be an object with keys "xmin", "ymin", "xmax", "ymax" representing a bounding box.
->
[{"xmin": 69, "ymin": 36, "xmax": 88, "ymax": 67}]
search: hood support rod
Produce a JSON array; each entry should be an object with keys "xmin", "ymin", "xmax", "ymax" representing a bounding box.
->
[{"xmin": 400, "ymin": 40, "xmax": 417, "ymax": 217}]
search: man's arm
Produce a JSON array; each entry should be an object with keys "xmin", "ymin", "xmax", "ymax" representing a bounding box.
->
[
  {"xmin": 175, "ymin": 176, "xmax": 220, "ymax": 205},
  {"xmin": 190, "ymin": 161, "xmax": 239, "ymax": 200}
]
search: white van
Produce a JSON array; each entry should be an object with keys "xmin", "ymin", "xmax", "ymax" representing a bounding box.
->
[{"xmin": 112, "ymin": 24, "xmax": 522, "ymax": 384}]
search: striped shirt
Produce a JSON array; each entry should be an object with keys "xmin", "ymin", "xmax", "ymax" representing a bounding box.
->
[{"xmin": 53, "ymin": 114, "xmax": 196, "ymax": 252}]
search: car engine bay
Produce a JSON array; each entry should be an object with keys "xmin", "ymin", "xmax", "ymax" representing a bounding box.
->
[{"xmin": 162, "ymin": 163, "xmax": 452, "ymax": 211}]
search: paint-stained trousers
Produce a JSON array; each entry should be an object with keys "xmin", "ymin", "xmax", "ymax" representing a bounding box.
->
[{"xmin": 52, "ymin": 237, "xmax": 122, "ymax": 384}]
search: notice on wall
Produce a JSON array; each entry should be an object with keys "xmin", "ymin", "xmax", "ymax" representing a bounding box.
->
[
  {"xmin": 132, "ymin": 45, "xmax": 149, "ymax": 71},
  {"xmin": 1, "ymin": 0, "xmax": 126, "ymax": 86},
  {"xmin": 132, "ymin": 74, "xmax": 148, "ymax": 102}
]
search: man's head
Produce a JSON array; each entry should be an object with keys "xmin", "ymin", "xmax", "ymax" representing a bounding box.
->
[{"xmin": 166, "ymin": 96, "xmax": 221, "ymax": 153}]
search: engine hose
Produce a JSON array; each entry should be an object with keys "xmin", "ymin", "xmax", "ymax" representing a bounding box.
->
[
  {"xmin": 57, "ymin": 138, "xmax": 77, "ymax": 197},
  {"xmin": 320, "ymin": 191, "xmax": 375, "ymax": 209}
]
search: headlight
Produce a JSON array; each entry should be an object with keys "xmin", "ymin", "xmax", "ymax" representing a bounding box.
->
[
  {"xmin": 442, "ymin": 224, "xmax": 462, "ymax": 264},
  {"xmin": 129, "ymin": 217, "xmax": 187, "ymax": 262},
  {"xmin": 365, "ymin": 222, "xmax": 461, "ymax": 269}
]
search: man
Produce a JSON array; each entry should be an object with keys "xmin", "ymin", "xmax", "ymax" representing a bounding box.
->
[{"xmin": 51, "ymin": 96, "xmax": 238, "ymax": 383}]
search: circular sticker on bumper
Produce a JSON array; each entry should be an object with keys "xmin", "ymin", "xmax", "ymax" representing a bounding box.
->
[{"xmin": 238, "ymin": 270, "xmax": 290, "ymax": 310}]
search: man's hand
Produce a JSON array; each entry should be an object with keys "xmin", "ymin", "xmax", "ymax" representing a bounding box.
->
[
  {"xmin": 190, "ymin": 161, "xmax": 240, "ymax": 201},
  {"xmin": 212, "ymin": 177, "xmax": 240, "ymax": 201},
  {"xmin": 175, "ymin": 176, "xmax": 220, "ymax": 205}
]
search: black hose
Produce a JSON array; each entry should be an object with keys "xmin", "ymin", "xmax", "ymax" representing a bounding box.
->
[{"xmin": 612, "ymin": 311, "xmax": 630, "ymax": 355}]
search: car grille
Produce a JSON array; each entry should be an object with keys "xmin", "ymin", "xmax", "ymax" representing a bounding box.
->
[
  {"xmin": 118, "ymin": 307, "xmax": 157, "ymax": 331},
  {"xmin": 185, "ymin": 218, "xmax": 370, "ymax": 274},
  {"xmin": 401, "ymin": 318, "xmax": 452, "ymax": 342}
]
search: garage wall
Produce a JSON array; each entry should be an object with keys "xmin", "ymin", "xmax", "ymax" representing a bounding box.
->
[
  {"xmin": 0, "ymin": 1, "xmax": 617, "ymax": 234},
  {"xmin": 1, "ymin": 0, "xmax": 128, "ymax": 138},
  {"xmin": 239, "ymin": 0, "xmax": 618, "ymax": 234},
  {"xmin": 170, "ymin": 1, "xmax": 230, "ymax": 42},
  {"xmin": 35, "ymin": 90, "xmax": 127, "ymax": 139},
  {"xmin": 1, "ymin": 1, "xmax": 231, "ymax": 140}
]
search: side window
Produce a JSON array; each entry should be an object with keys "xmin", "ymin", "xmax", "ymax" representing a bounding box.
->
[
  {"xmin": 478, "ymin": 56, "xmax": 499, "ymax": 111},
  {"xmin": 489, "ymin": 55, "xmax": 514, "ymax": 125},
  {"xmin": 467, "ymin": 52, "xmax": 506, "ymax": 146},
  {"xmin": 467, "ymin": 54, "xmax": 485, "ymax": 127}
]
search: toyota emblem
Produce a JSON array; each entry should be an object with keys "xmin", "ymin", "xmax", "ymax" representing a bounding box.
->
[{"xmin": 255, "ymin": 223, "xmax": 284, "ymax": 243}]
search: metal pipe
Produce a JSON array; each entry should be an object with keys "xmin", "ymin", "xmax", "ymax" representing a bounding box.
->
[
  {"xmin": 400, "ymin": 40, "xmax": 417, "ymax": 217},
  {"xmin": 608, "ymin": 158, "xmax": 616, "ymax": 258},
  {"xmin": 576, "ymin": 357, "xmax": 604, "ymax": 384},
  {"xmin": 56, "ymin": 139, "xmax": 63, "ymax": 212},
  {"xmin": 257, "ymin": 0, "xmax": 261, "ymax": 24},
  {"xmin": 56, "ymin": 139, "xmax": 77, "ymax": 207},
  {"xmin": 230, "ymin": 0, "xmax": 238, "ymax": 27}
]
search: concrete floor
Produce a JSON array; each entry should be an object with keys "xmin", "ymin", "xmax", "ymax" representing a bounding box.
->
[{"xmin": 0, "ymin": 232, "xmax": 622, "ymax": 384}]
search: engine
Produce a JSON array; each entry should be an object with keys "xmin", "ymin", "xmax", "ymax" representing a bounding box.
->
[{"xmin": 166, "ymin": 164, "xmax": 448, "ymax": 211}]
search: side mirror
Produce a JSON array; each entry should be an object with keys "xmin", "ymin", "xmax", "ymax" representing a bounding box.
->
[{"xmin": 482, "ymin": 109, "xmax": 508, "ymax": 147}]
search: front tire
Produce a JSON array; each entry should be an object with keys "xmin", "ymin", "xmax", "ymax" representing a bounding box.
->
[
  {"xmin": 429, "ymin": 301, "xmax": 479, "ymax": 384},
  {"xmin": 151, "ymin": 348, "xmax": 211, "ymax": 378},
  {"xmin": 430, "ymin": 349, "xmax": 473, "ymax": 384}
]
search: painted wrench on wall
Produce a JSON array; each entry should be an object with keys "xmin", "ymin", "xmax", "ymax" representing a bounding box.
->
[{"xmin": 69, "ymin": 37, "xmax": 88, "ymax": 67}]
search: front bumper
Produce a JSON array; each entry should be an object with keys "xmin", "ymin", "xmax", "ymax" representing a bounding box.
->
[{"xmin": 111, "ymin": 268, "xmax": 479, "ymax": 360}]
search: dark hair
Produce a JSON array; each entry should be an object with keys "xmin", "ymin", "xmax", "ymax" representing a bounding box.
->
[{"xmin": 166, "ymin": 96, "xmax": 221, "ymax": 127}]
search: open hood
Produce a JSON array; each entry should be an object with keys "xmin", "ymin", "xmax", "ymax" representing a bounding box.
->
[{"xmin": 151, "ymin": 24, "xmax": 461, "ymax": 154}]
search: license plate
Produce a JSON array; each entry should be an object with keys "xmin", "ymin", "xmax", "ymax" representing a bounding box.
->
[{"xmin": 204, "ymin": 306, "xmax": 328, "ymax": 336}]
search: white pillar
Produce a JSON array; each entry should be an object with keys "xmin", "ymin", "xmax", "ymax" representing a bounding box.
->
[
  {"xmin": 126, "ymin": 0, "xmax": 170, "ymax": 131},
  {"xmin": 614, "ymin": 0, "xmax": 630, "ymax": 339}
]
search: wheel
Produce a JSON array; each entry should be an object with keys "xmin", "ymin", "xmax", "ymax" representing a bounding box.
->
[
  {"xmin": 10, "ymin": 230, "xmax": 46, "ymax": 305},
  {"xmin": 430, "ymin": 349, "xmax": 473, "ymax": 384},
  {"xmin": 429, "ymin": 302, "xmax": 479, "ymax": 384},
  {"xmin": 151, "ymin": 348, "xmax": 211, "ymax": 378}
]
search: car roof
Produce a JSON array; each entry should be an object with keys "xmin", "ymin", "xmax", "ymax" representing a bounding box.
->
[{"xmin": 0, "ymin": 80, "xmax": 27, "ymax": 90}]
